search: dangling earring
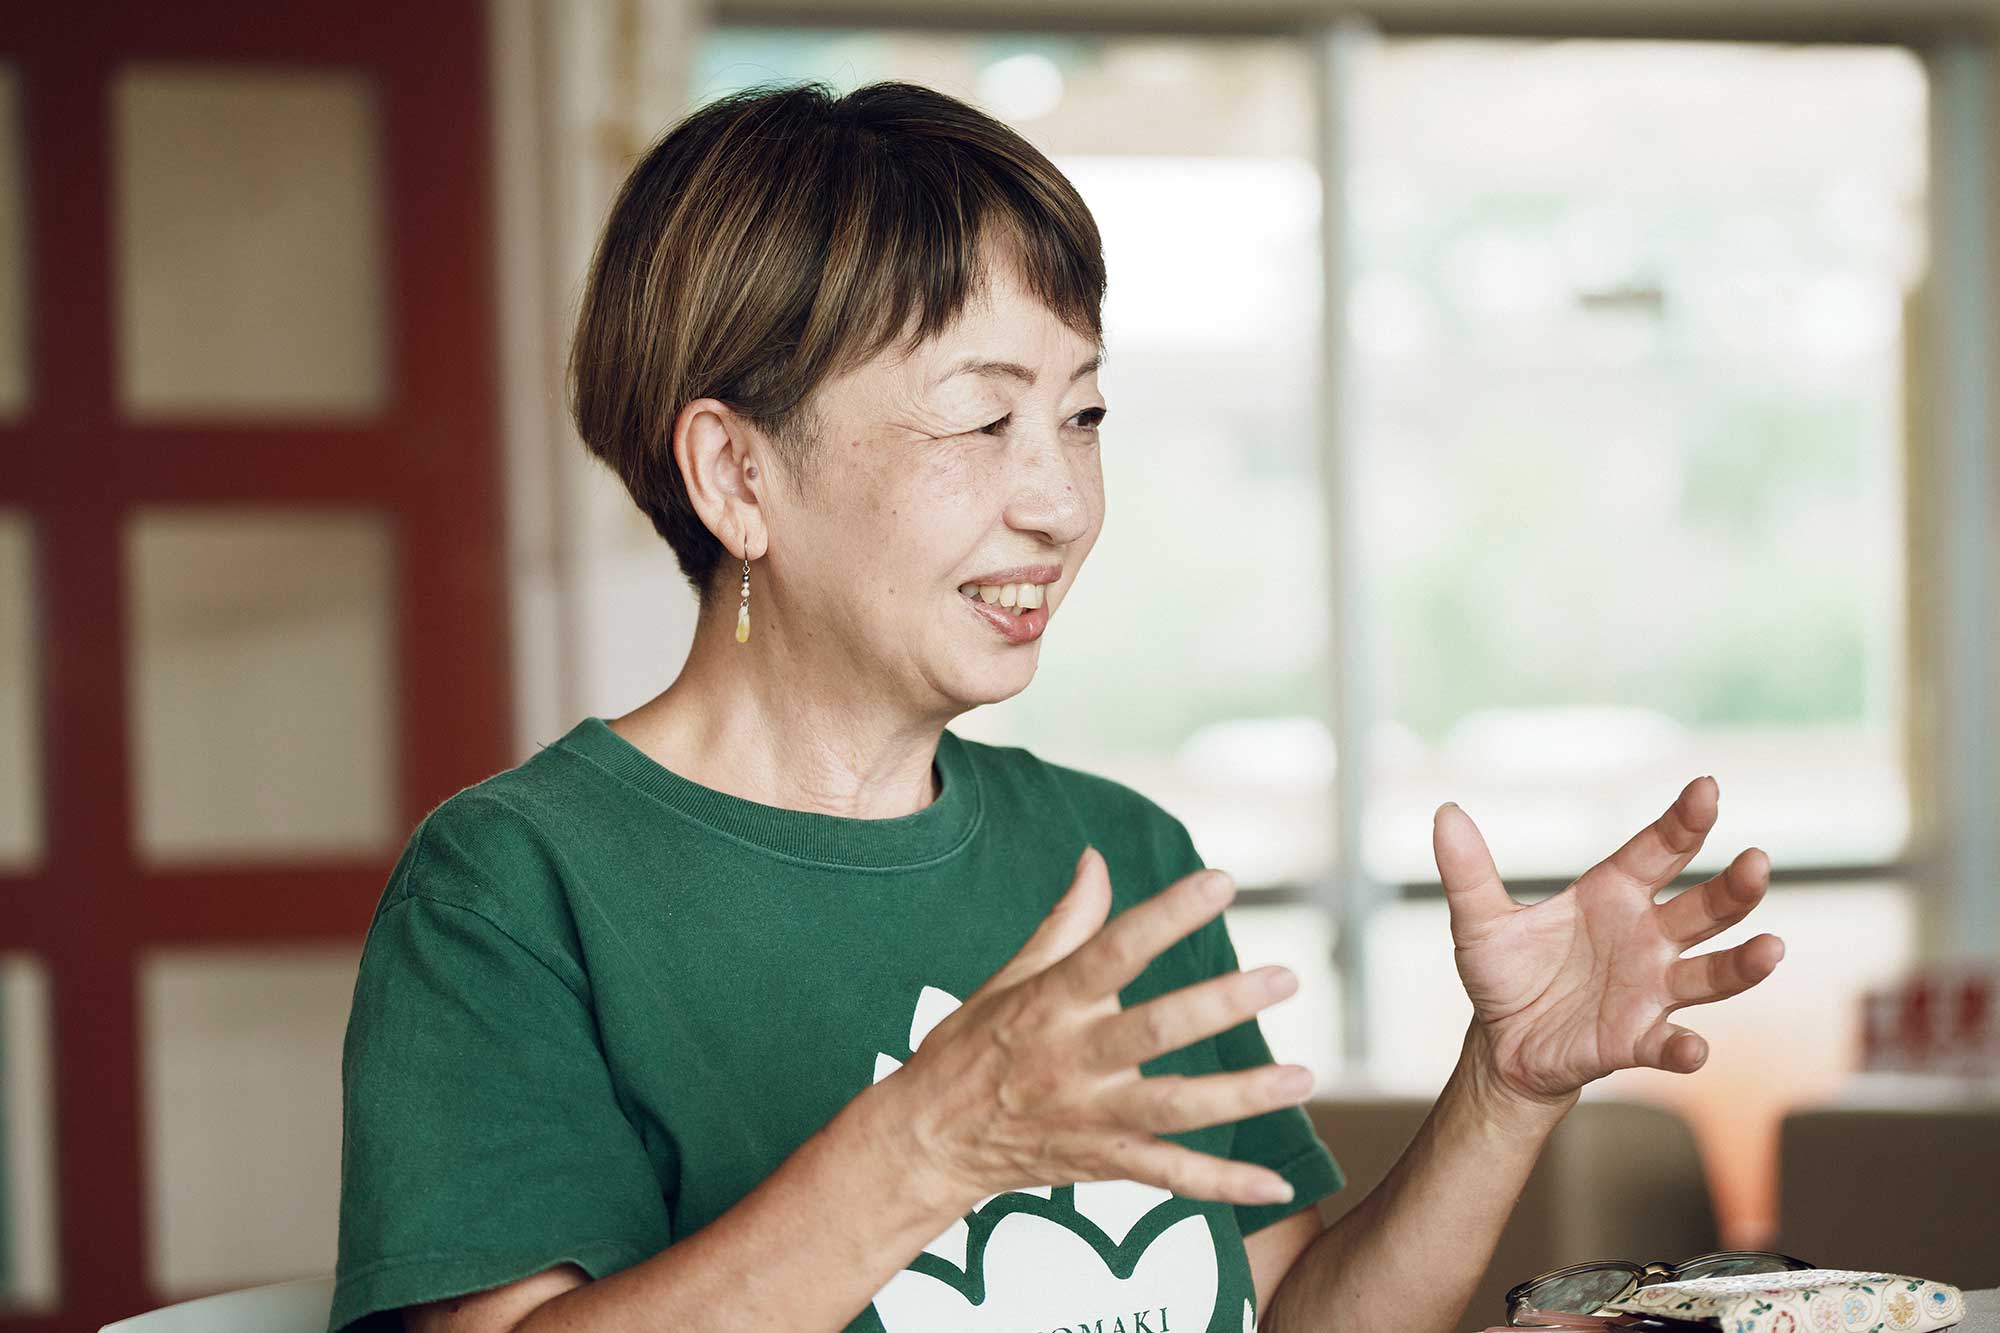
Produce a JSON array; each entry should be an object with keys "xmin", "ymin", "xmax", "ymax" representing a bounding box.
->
[{"xmin": 735, "ymin": 554, "xmax": 751, "ymax": 643}]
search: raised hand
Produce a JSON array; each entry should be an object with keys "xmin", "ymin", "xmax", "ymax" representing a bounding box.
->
[
  {"xmin": 884, "ymin": 845, "xmax": 1313, "ymax": 1210},
  {"xmin": 1436, "ymin": 776, "xmax": 1785, "ymax": 1106}
]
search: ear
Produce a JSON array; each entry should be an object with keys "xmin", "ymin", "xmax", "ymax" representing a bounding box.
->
[{"xmin": 674, "ymin": 396, "xmax": 769, "ymax": 563}]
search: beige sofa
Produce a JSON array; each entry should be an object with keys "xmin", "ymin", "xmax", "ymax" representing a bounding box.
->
[{"xmin": 1775, "ymin": 1099, "xmax": 2000, "ymax": 1290}]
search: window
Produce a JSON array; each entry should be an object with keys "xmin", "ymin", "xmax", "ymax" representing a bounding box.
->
[
  {"xmin": 1350, "ymin": 38, "xmax": 1922, "ymax": 888},
  {"xmin": 691, "ymin": 25, "xmax": 1936, "ymax": 1247}
]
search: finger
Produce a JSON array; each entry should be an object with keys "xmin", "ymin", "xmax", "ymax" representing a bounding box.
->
[
  {"xmin": 1434, "ymin": 803, "xmax": 1515, "ymax": 946},
  {"xmin": 1655, "ymin": 847, "xmax": 1771, "ymax": 948},
  {"xmin": 1087, "ymin": 965, "xmax": 1297, "ymax": 1070},
  {"xmin": 1603, "ymin": 776, "xmax": 1718, "ymax": 890},
  {"xmin": 1103, "ymin": 1063, "xmax": 1316, "ymax": 1137},
  {"xmin": 1045, "ymin": 864, "xmax": 1236, "ymax": 1004},
  {"xmin": 1091, "ymin": 1133, "xmax": 1298, "ymax": 1208},
  {"xmin": 1666, "ymin": 932, "xmax": 1785, "ymax": 1007},
  {"xmin": 1634, "ymin": 1019, "xmax": 1711, "ymax": 1074},
  {"xmin": 972, "ymin": 845, "xmax": 1113, "ymax": 999}
]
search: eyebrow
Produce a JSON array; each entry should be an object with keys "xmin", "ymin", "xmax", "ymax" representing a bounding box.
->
[{"xmin": 935, "ymin": 350, "xmax": 1105, "ymax": 388}]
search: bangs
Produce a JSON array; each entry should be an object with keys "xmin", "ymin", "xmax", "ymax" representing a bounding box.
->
[
  {"xmin": 712, "ymin": 79, "xmax": 1106, "ymax": 413},
  {"xmin": 812, "ymin": 110, "xmax": 1106, "ymax": 374}
]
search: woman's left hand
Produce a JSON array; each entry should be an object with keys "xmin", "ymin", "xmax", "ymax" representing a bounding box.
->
[{"xmin": 1437, "ymin": 776, "xmax": 1784, "ymax": 1109}]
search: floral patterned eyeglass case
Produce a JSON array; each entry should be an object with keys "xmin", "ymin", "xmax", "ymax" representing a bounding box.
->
[{"xmin": 1597, "ymin": 1268, "xmax": 1966, "ymax": 1331}]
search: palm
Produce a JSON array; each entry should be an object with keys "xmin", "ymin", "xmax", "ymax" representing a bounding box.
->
[{"xmin": 1437, "ymin": 778, "xmax": 1785, "ymax": 1102}]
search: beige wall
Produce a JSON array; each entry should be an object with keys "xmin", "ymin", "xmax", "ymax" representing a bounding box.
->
[{"xmin": 493, "ymin": 0, "xmax": 704, "ymax": 754}]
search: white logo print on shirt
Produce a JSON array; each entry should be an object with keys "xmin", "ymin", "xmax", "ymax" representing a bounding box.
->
[{"xmin": 866, "ymin": 984, "xmax": 1255, "ymax": 1332}]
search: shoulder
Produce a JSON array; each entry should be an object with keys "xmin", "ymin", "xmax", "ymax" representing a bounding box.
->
[{"xmin": 371, "ymin": 765, "xmax": 587, "ymax": 985}]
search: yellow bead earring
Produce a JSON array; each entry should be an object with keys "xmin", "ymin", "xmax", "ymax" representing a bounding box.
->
[{"xmin": 735, "ymin": 554, "xmax": 751, "ymax": 643}]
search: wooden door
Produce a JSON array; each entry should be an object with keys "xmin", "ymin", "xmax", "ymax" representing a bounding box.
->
[{"xmin": 0, "ymin": 1, "xmax": 510, "ymax": 1325}]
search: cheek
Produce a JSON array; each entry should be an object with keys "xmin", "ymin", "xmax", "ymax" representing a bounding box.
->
[
  {"xmin": 865, "ymin": 469, "xmax": 975, "ymax": 577},
  {"xmin": 897, "ymin": 448, "xmax": 995, "ymax": 532}
]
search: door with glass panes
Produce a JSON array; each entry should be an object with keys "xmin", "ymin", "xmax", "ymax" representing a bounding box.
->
[{"xmin": 0, "ymin": 2, "xmax": 509, "ymax": 1325}]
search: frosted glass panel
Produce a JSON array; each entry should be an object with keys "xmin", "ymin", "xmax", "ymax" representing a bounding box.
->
[
  {"xmin": 0, "ymin": 69, "xmax": 24, "ymax": 419},
  {"xmin": 0, "ymin": 955, "xmax": 57, "ymax": 1312},
  {"xmin": 0, "ymin": 515, "xmax": 36, "ymax": 869},
  {"xmin": 114, "ymin": 66, "xmax": 386, "ymax": 416},
  {"xmin": 127, "ymin": 510, "xmax": 396, "ymax": 864},
  {"xmin": 1349, "ymin": 40, "xmax": 1923, "ymax": 883},
  {"xmin": 142, "ymin": 947, "xmax": 358, "ymax": 1294}
]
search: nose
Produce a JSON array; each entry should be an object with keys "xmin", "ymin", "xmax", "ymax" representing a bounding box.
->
[{"xmin": 1000, "ymin": 421, "xmax": 1095, "ymax": 546}]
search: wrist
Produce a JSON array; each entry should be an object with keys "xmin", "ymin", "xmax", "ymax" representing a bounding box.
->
[
  {"xmin": 1459, "ymin": 1019, "xmax": 1577, "ymax": 1134},
  {"xmin": 835, "ymin": 1073, "xmax": 985, "ymax": 1227}
]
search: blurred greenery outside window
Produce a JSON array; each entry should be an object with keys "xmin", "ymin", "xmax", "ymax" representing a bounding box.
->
[{"xmin": 688, "ymin": 31, "xmax": 1924, "ymax": 1120}]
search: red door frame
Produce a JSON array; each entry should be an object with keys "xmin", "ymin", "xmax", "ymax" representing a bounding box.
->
[{"xmin": 0, "ymin": 2, "xmax": 511, "ymax": 1326}]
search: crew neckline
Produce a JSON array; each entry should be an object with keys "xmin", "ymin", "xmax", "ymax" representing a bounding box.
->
[{"xmin": 554, "ymin": 715, "xmax": 983, "ymax": 870}]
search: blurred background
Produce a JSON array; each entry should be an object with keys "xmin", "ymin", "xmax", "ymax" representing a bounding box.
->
[{"xmin": 2, "ymin": 0, "xmax": 1997, "ymax": 1328}]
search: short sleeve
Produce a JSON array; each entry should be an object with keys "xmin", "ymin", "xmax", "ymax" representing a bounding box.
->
[
  {"xmin": 329, "ymin": 819, "xmax": 673, "ymax": 1332},
  {"xmin": 1170, "ymin": 821, "xmax": 1347, "ymax": 1236}
]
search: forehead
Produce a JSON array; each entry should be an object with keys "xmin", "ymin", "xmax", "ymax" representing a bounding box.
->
[
  {"xmin": 853, "ymin": 263, "xmax": 1102, "ymax": 405},
  {"xmin": 921, "ymin": 260, "xmax": 1097, "ymax": 379}
]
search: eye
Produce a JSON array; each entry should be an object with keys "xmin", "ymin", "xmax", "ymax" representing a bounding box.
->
[{"xmin": 966, "ymin": 406, "xmax": 1107, "ymax": 438}]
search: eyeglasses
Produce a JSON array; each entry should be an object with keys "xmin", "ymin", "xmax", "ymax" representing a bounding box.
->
[{"xmin": 1505, "ymin": 1251, "xmax": 1816, "ymax": 1326}]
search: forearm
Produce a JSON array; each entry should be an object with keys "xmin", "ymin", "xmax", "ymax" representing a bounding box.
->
[
  {"xmin": 1262, "ymin": 1019, "xmax": 1575, "ymax": 1333},
  {"xmin": 515, "ymin": 1079, "xmax": 973, "ymax": 1333}
]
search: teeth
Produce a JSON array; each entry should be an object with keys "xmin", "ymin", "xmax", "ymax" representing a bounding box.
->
[{"xmin": 961, "ymin": 580, "xmax": 1053, "ymax": 611}]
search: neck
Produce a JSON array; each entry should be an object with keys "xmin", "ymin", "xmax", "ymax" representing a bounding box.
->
[{"xmin": 609, "ymin": 593, "xmax": 951, "ymax": 820}]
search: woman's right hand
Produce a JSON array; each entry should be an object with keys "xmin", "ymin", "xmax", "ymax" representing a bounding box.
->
[{"xmin": 880, "ymin": 844, "xmax": 1312, "ymax": 1211}]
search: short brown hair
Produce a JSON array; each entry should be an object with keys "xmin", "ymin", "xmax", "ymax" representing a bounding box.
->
[{"xmin": 567, "ymin": 79, "xmax": 1109, "ymax": 605}]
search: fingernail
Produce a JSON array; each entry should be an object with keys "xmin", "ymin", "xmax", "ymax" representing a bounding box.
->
[
  {"xmin": 1254, "ymin": 1178, "xmax": 1295, "ymax": 1204},
  {"xmin": 1203, "ymin": 870, "xmax": 1234, "ymax": 902}
]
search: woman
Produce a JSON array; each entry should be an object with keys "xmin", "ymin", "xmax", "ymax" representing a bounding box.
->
[{"xmin": 330, "ymin": 80, "xmax": 1785, "ymax": 1333}]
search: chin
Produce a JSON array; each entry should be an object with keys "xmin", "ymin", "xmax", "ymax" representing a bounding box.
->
[{"xmin": 950, "ymin": 655, "xmax": 1038, "ymax": 707}]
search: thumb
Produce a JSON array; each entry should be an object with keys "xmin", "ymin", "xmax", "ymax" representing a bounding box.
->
[
  {"xmin": 1637, "ymin": 1019, "xmax": 1709, "ymax": 1074},
  {"xmin": 974, "ymin": 844, "xmax": 1112, "ymax": 998},
  {"xmin": 1434, "ymin": 802, "xmax": 1515, "ymax": 946}
]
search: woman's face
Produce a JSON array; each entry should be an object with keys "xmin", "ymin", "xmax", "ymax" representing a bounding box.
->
[{"xmin": 762, "ymin": 255, "xmax": 1107, "ymax": 720}]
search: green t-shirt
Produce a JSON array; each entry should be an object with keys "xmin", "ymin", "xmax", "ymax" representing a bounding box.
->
[{"xmin": 330, "ymin": 715, "xmax": 1344, "ymax": 1333}]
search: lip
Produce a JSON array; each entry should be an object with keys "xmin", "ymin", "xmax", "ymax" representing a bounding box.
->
[
  {"xmin": 959, "ymin": 563, "xmax": 1063, "ymax": 588},
  {"xmin": 960, "ymin": 591, "xmax": 1052, "ymax": 644}
]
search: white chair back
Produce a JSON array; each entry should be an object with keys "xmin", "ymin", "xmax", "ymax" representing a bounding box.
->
[{"xmin": 97, "ymin": 1275, "xmax": 335, "ymax": 1333}]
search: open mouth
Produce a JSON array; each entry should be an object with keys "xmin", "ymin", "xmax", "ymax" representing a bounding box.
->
[
  {"xmin": 956, "ymin": 581, "xmax": 1048, "ymax": 616},
  {"xmin": 957, "ymin": 581, "xmax": 1054, "ymax": 640}
]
